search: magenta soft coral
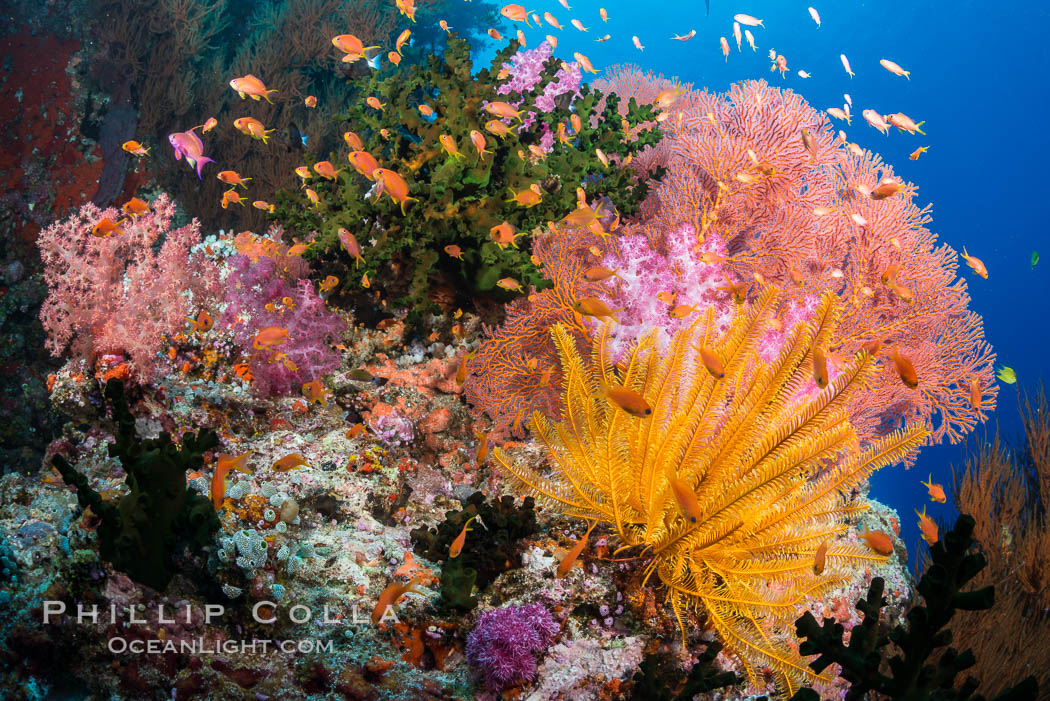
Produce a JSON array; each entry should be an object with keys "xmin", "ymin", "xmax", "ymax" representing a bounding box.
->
[
  {"xmin": 219, "ymin": 253, "xmax": 345, "ymax": 398},
  {"xmin": 37, "ymin": 194, "xmax": 220, "ymax": 381},
  {"xmin": 465, "ymin": 603, "xmax": 559, "ymax": 691}
]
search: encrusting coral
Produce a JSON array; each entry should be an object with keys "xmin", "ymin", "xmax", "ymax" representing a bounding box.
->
[{"xmin": 493, "ymin": 287, "xmax": 927, "ymax": 693}]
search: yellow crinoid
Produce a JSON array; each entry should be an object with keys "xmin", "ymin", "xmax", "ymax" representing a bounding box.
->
[{"xmin": 493, "ymin": 288, "xmax": 927, "ymax": 693}]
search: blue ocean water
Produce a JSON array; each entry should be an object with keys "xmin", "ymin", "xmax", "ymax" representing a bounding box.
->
[{"xmin": 483, "ymin": 0, "xmax": 1050, "ymax": 566}]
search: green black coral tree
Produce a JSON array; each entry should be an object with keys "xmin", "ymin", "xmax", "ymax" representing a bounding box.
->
[
  {"xmin": 272, "ymin": 35, "xmax": 664, "ymax": 316},
  {"xmin": 52, "ymin": 380, "xmax": 220, "ymax": 591},
  {"xmin": 410, "ymin": 491, "xmax": 538, "ymax": 611},
  {"xmin": 790, "ymin": 514, "xmax": 1038, "ymax": 701}
]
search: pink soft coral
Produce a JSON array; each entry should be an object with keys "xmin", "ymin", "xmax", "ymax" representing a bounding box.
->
[
  {"xmin": 219, "ymin": 253, "xmax": 346, "ymax": 398},
  {"xmin": 37, "ymin": 194, "xmax": 220, "ymax": 381}
]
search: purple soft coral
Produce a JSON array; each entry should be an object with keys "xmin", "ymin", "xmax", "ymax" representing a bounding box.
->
[
  {"xmin": 219, "ymin": 254, "xmax": 345, "ymax": 397},
  {"xmin": 466, "ymin": 603, "xmax": 560, "ymax": 691},
  {"xmin": 495, "ymin": 41, "xmax": 582, "ymax": 142}
]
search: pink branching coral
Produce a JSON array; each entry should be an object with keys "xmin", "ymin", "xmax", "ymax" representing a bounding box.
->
[
  {"xmin": 601, "ymin": 76, "xmax": 996, "ymax": 448},
  {"xmin": 219, "ymin": 253, "xmax": 345, "ymax": 398},
  {"xmin": 37, "ymin": 194, "xmax": 220, "ymax": 381}
]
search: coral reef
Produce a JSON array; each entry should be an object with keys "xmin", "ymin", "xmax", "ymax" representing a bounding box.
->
[
  {"xmin": 792, "ymin": 515, "xmax": 1039, "ymax": 700},
  {"xmin": 37, "ymin": 193, "xmax": 221, "ymax": 382},
  {"xmin": 273, "ymin": 35, "xmax": 663, "ymax": 315},
  {"xmin": 494, "ymin": 287, "xmax": 926, "ymax": 693},
  {"xmin": 948, "ymin": 389, "xmax": 1050, "ymax": 694},
  {"xmin": 50, "ymin": 380, "xmax": 219, "ymax": 591},
  {"xmin": 628, "ymin": 642, "xmax": 741, "ymax": 700}
]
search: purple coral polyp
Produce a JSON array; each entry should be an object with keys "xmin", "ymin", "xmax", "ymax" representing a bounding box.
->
[{"xmin": 465, "ymin": 603, "xmax": 560, "ymax": 690}]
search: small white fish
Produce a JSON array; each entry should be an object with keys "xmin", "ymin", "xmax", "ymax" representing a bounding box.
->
[
  {"xmin": 862, "ymin": 109, "xmax": 890, "ymax": 135},
  {"xmin": 827, "ymin": 107, "xmax": 850, "ymax": 124},
  {"xmin": 632, "ymin": 35, "xmax": 644, "ymax": 50},
  {"xmin": 840, "ymin": 53, "xmax": 854, "ymax": 78},
  {"xmin": 880, "ymin": 58, "xmax": 910, "ymax": 79},
  {"xmin": 837, "ymin": 129, "xmax": 848, "ymax": 144},
  {"xmin": 558, "ymin": 0, "xmax": 570, "ymax": 9},
  {"xmin": 599, "ymin": 7, "xmax": 608, "ymax": 21},
  {"xmin": 798, "ymin": 70, "xmax": 811, "ymax": 78},
  {"xmin": 844, "ymin": 93, "xmax": 852, "ymax": 106},
  {"xmin": 733, "ymin": 13, "xmax": 764, "ymax": 27},
  {"xmin": 671, "ymin": 29, "xmax": 696, "ymax": 41},
  {"xmin": 547, "ymin": 34, "xmax": 558, "ymax": 48},
  {"xmin": 571, "ymin": 18, "xmax": 588, "ymax": 31},
  {"xmin": 595, "ymin": 33, "xmax": 610, "ymax": 42},
  {"xmin": 532, "ymin": 12, "xmax": 541, "ymax": 24},
  {"xmin": 733, "ymin": 22, "xmax": 742, "ymax": 51},
  {"xmin": 808, "ymin": 6, "xmax": 821, "ymax": 28},
  {"xmin": 744, "ymin": 29, "xmax": 757, "ymax": 51}
]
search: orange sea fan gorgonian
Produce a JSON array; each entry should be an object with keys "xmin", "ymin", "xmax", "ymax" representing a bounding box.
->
[{"xmin": 600, "ymin": 76, "xmax": 996, "ymax": 450}]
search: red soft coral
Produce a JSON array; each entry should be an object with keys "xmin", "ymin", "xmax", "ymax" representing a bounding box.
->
[{"xmin": 37, "ymin": 194, "xmax": 220, "ymax": 382}]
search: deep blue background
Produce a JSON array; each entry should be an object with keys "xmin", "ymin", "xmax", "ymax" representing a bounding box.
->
[{"xmin": 483, "ymin": 0, "xmax": 1050, "ymax": 569}]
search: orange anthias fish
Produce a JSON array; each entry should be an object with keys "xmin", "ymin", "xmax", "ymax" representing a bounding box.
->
[
  {"xmin": 372, "ymin": 168, "xmax": 418, "ymax": 214},
  {"xmin": 366, "ymin": 96, "xmax": 386, "ymax": 111},
  {"xmin": 669, "ymin": 473, "xmax": 703, "ymax": 523},
  {"xmin": 273, "ymin": 453, "xmax": 309, "ymax": 472},
  {"xmin": 583, "ymin": 266, "xmax": 620, "ymax": 282},
  {"xmin": 556, "ymin": 521, "xmax": 597, "ymax": 578},
  {"xmin": 889, "ymin": 347, "xmax": 918, "ymax": 389},
  {"xmin": 253, "ymin": 326, "xmax": 290, "ymax": 350},
  {"xmin": 347, "ymin": 151, "xmax": 379, "ymax": 180},
  {"xmin": 813, "ymin": 540, "xmax": 829, "ymax": 575},
  {"xmin": 921, "ymin": 474, "xmax": 947, "ymax": 503},
  {"xmin": 909, "ymin": 146, "xmax": 929, "ymax": 161},
  {"xmin": 812, "ymin": 346, "xmax": 828, "ymax": 388},
  {"xmin": 395, "ymin": 0, "xmax": 417, "ymax": 22},
  {"xmin": 484, "ymin": 120, "xmax": 512, "ymax": 139},
  {"xmin": 304, "ymin": 95, "xmax": 317, "ymax": 108},
  {"xmin": 332, "ymin": 34, "xmax": 380, "ymax": 62},
  {"xmin": 968, "ymin": 376, "xmax": 983, "ymax": 411},
  {"xmin": 543, "ymin": 11, "xmax": 562, "ymax": 28},
  {"xmin": 320, "ymin": 275, "xmax": 339, "ymax": 293},
  {"xmin": 200, "ymin": 117, "xmax": 218, "ymax": 132},
  {"xmin": 469, "ymin": 130, "xmax": 492, "ymax": 158},
  {"xmin": 603, "ymin": 384, "xmax": 651, "ymax": 417},
  {"xmin": 371, "ymin": 576, "xmax": 426, "ymax": 624},
  {"xmin": 496, "ymin": 277, "xmax": 523, "ymax": 292},
  {"xmin": 573, "ymin": 297, "xmax": 622, "ymax": 322},
  {"xmin": 444, "ymin": 244, "xmax": 464, "ymax": 260},
  {"xmin": 91, "ymin": 217, "xmax": 125, "ymax": 237},
  {"xmin": 212, "ymin": 451, "xmax": 252, "ymax": 509},
  {"xmin": 916, "ymin": 506, "xmax": 939, "ymax": 545},
  {"xmin": 122, "ymin": 197, "xmax": 150, "ymax": 217},
  {"xmin": 490, "ymin": 221, "xmax": 524, "ymax": 249},
  {"xmin": 302, "ymin": 380, "xmax": 329, "ymax": 406},
  {"xmin": 500, "ymin": 4, "xmax": 532, "ymax": 24},
  {"xmin": 697, "ymin": 344, "xmax": 725, "ymax": 379},
  {"xmin": 448, "ymin": 514, "xmax": 479, "ymax": 558},
  {"xmin": 474, "ymin": 428, "xmax": 490, "ymax": 465},
  {"xmin": 960, "ymin": 247, "xmax": 988, "ymax": 279},
  {"xmin": 313, "ymin": 160, "xmax": 340, "ymax": 180},
  {"xmin": 229, "ymin": 74, "xmax": 278, "ymax": 103},
  {"xmin": 233, "ymin": 117, "xmax": 275, "ymax": 143},
  {"xmin": 439, "ymin": 134, "xmax": 464, "ymax": 160},
  {"xmin": 217, "ymin": 170, "xmax": 252, "ymax": 188},
  {"xmin": 186, "ymin": 309, "xmax": 214, "ymax": 334},
  {"xmin": 861, "ymin": 527, "xmax": 894, "ymax": 555},
  {"xmin": 122, "ymin": 140, "xmax": 149, "ymax": 156},
  {"xmin": 221, "ymin": 189, "xmax": 246, "ymax": 209},
  {"xmin": 343, "ymin": 130, "xmax": 365, "ymax": 150},
  {"xmin": 484, "ymin": 101, "xmax": 525, "ymax": 122},
  {"xmin": 507, "ymin": 185, "xmax": 543, "ymax": 208},
  {"xmin": 395, "ymin": 28, "xmax": 411, "ymax": 55}
]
